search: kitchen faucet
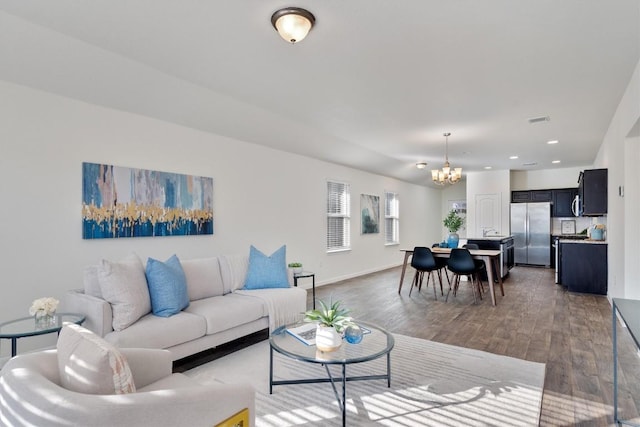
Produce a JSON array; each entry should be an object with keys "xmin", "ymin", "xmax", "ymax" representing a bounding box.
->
[{"xmin": 483, "ymin": 228, "xmax": 497, "ymax": 237}]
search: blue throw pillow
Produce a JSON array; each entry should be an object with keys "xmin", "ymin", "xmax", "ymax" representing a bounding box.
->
[
  {"xmin": 145, "ymin": 255, "xmax": 190, "ymax": 317},
  {"xmin": 243, "ymin": 245, "xmax": 290, "ymax": 290}
]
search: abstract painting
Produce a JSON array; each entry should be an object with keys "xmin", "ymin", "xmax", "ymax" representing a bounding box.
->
[
  {"xmin": 82, "ymin": 162, "xmax": 213, "ymax": 239},
  {"xmin": 360, "ymin": 194, "xmax": 380, "ymax": 234}
]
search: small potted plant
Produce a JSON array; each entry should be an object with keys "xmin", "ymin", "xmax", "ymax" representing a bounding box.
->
[
  {"xmin": 443, "ymin": 209, "xmax": 464, "ymax": 248},
  {"xmin": 303, "ymin": 298, "xmax": 353, "ymax": 352},
  {"xmin": 288, "ymin": 262, "xmax": 303, "ymax": 274}
]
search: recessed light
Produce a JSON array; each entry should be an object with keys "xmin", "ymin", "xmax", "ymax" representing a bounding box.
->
[
  {"xmin": 552, "ymin": 160, "xmax": 561, "ymax": 164},
  {"xmin": 416, "ymin": 162, "xmax": 427, "ymax": 169},
  {"xmin": 484, "ymin": 166, "xmax": 492, "ymax": 170},
  {"xmin": 509, "ymin": 156, "xmax": 519, "ymax": 160},
  {"xmin": 523, "ymin": 162, "xmax": 537, "ymax": 166},
  {"xmin": 547, "ymin": 140, "xmax": 559, "ymax": 145}
]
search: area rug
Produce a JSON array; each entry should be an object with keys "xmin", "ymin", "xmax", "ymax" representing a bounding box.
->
[{"xmin": 185, "ymin": 334, "xmax": 545, "ymax": 426}]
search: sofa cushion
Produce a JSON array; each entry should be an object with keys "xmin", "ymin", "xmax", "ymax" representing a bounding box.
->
[
  {"xmin": 98, "ymin": 253, "xmax": 151, "ymax": 331},
  {"xmin": 145, "ymin": 255, "xmax": 190, "ymax": 317},
  {"xmin": 104, "ymin": 311, "xmax": 207, "ymax": 349},
  {"xmin": 243, "ymin": 245, "xmax": 289, "ymax": 290},
  {"xmin": 180, "ymin": 257, "xmax": 224, "ymax": 300},
  {"xmin": 184, "ymin": 294, "xmax": 265, "ymax": 335},
  {"xmin": 83, "ymin": 264, "xmax": 102, "ymax": 298},
  {"xmin": 57, "ymin": 323, "xmax": 136, "ymax": 395},
  {"xmin": 219, "ymin": 254, "xmax": 249, "ymax": 294}
]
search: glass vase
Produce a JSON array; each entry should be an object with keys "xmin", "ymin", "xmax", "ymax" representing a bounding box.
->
[{"xmin": 35, "ymin": 310, "xmax": 56, "ymax": 329}]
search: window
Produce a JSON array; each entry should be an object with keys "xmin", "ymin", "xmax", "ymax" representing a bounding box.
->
[
  {"xmin": 385, "ymin": 191, "xmax": 399, "ymax": 245},
  {"xmin": 327, "ymin": 181, "xmax": 351, "ymax": 252}
]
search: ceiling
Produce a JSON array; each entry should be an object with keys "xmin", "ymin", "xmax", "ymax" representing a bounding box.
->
[{"xmin": 0, "ymin": 1, "xmax": 638, "ymax": 187}]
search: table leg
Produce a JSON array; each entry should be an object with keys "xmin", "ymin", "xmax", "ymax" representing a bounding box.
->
[
  {"xmin": 269, "ymin": 345, "xmax": 274, "ymax": 395},
  {"xmin": 398, "ymin": 251, "xmax": 411, "ymax": 293},
  {"xmin": 387, "ymin": 352, "xmax": 391, "ymax": 387},
  {"xmin": 342, "ymin": 364, "xmax": 347, "ymax": 427},
  {"xmin": 312, "ymin": 275, "xmax": 316, "ymax": 310},
  {"xmin": 483, "ymin": 255, "xmax": 497, "ymax": 306},
  {"xmin": 11, "ymin": 337, "xmax": 17, "ymax": 357},
  {"xmin": 613, "ymin": 302, "xmax": 619, "ymax": 424}
]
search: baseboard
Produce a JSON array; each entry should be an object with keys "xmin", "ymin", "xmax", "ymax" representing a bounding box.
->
[{"xmin": 314, "ymin": 262, "xmax": 403, "ymax": 287}]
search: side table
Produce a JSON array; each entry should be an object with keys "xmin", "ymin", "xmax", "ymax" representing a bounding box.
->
[
  {"xmin": 293, "ymin": 271, "xmax": 316, "ymax": 309},
  {"xmin": 613, "ymin": 298, "xmax": 640, "ymax": 426},
  {"xmin": 0, "ymin": 312, "xmax": 86, "ymax": 357}
]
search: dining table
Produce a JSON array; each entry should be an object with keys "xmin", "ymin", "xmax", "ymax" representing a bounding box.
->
[{"xmin": 398, "ymin": 247, "xmax": 504, "ymax": 306}]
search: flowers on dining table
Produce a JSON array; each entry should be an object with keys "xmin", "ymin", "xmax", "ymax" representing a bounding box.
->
[{"xmin": 29, "ymin": 297, "xmax": 59, "ymax": 317}]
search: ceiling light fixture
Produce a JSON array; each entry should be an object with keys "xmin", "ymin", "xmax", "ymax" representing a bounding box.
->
[
  {"xmin": 431, "ymin": 133, "xmax": 462, "ymax": 185},
  {"xmin": 271, "ymin": 7, "xmax": 315, "ymax": 44},
  {"xmin": 416, "ymin": 162, "xmax": 427, "ymax": 169}
]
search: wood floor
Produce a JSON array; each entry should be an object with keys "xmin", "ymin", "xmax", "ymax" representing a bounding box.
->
[{"xmin": 310, "ymin": 265, "xmax": 640, "ymax": 427}]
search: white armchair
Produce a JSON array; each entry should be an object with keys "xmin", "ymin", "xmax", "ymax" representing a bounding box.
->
[{"xmin": 0, "ymin": 348, "xmax": 254, "ymax": 427}]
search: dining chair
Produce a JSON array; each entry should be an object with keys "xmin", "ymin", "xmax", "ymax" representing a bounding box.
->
[
  {"xmin": 446, "ymin": 248, "xmax": 483, "ymax": 304},
  {"xmin": 409, "ymin": 246, "xmax": 441, "ymax": 298},
  {"xmin": 431, "ymin": 243, "xmax": 450, "ymax": 292}
]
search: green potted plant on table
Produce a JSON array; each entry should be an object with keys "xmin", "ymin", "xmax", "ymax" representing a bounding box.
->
[
  {"xmin": 304, "ymin": 299, "xmax": 353, "ymax": 352},
  {"xmin": 443, "ymin": 209, "xmax": 464, "ymax": 248},
  {"xmin": 288, "ymin": 262, "xmax": 303, "ymax": 274}
]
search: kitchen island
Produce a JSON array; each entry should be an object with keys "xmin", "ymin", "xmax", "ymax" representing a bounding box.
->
[
  {"xmin": 465, "ymin": 235, "xmax": 515, "ymax": 280},
  {"xmin": 558, "ymin": 239, "xmax": 607, "ymax": 295}
]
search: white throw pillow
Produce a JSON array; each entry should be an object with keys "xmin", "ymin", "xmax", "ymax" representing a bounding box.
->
[
  {"xmin": 57, "ymin": 323, "xmax": 136, "ymax": 395},
  {"xmin": 83, "ymin": 264, "xmax": 102, "ymax": 298},
  {"xmin": 97, "ymin": 253, "xmax": 151, "ymax": 331},
  {"xmin": 219, "ymin": 254, "xmax": 249, "ymax": 294},
  {"xmin": 180, "ymin": 257, "xmax": 224, "ymax": 300}
]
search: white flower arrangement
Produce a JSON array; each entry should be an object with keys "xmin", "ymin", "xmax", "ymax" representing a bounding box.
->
[{"xmin": 29, "ymin": 297, "xmax": 59, "ymax": 317}]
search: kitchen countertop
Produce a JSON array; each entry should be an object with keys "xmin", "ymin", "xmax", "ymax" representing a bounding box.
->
[
  {"xmin": 558, "ymin": 239, "xmax": 607, "ymax": 244},
  {"xmin": 466, "ymin": 235, "xmax": 514, "ymax": 241}
]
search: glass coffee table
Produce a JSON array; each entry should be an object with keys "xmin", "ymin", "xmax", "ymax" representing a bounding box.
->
[
  {"xmin": 269, "ymin": 321, "xmax": 394, "ymax": 427},
  {"xmin": 0, "ymin": 312, "xmax": 85, "ymax": 357}
]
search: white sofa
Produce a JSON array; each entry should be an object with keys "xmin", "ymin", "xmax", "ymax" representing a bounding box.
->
[
  {"xmin": 65, "ymin": 253, "xmax": 307, "ymax": 361},
  {"xmin": 0, "ymin": 347, "xmax": 255, "ymax": 427}
]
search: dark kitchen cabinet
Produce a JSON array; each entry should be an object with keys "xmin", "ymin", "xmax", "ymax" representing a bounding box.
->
[
  {"xmin": 552, "ymin": 188, "xmax": 578, "ymax": 217},
  {"xmin": 511, "ymin": 191, "xmax": 531, "ymax": 203},
  {"xmin": 579, "ymin": 169, "xmax": 608, "ymax": 216},
  {"xmin": 559, "ymin": 242, "xmax": 607, "ymax": 294},
  {"xmin": 531, "ymin": 190, "xmax": 552, "ymax": 202},
  {"xmin": 511, "ymin": 190, "xmax": 552, "ymax": 203}
]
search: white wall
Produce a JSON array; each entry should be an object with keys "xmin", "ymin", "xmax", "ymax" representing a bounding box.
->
[
  {"xmin": 594, "ymin": 58, "xmax": 640, "ymax": 299},
  {"xmin": 0, "ymin": 81, "xmax": 442, "ymax": 357},
  {"xmin": 510, "ymin": 167, "xmax": 586, "ymax": 190}
]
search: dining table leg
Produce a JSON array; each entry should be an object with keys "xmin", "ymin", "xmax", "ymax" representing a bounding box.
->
[
  {"xmin": 483, "ymin": 255, "xmax": 497, "ymax": 306},
  {"xmin": 482, "ymin": 254, "xmax": 505, "ymax": 305},
  {"xmin": 398, "ymin": 251, "xmax": 412, "ymax": 293}
]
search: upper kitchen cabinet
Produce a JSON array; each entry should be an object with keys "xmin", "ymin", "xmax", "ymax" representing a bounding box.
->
[
  {"xmin": 511, "ymin": 190, "xmax": 552, "ymax": 203},
  {"xmin": 553, "ymin": 188, "xmax": 578, "ymax": 217},
  {"xmin": 579, "ymin": 169, "xmax": 608, "ymax": 216}
]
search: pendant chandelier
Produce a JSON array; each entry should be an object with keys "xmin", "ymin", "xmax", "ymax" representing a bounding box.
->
[{"xmin": 431, "ymin": 132, "xmax": 462, "ymax": 185}]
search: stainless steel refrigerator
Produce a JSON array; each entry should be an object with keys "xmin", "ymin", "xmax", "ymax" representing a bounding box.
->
[{"xmin": 510, "ymin": 202, "xmax": 551, "ymax": 266}]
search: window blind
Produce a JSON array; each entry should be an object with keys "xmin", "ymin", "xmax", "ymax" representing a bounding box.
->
[
  {"xmin": 327, "ymin": 181, "xmax": 351, "ymax": 251},
  {"xmin": 385, "ymin": 191, "xmax": 399, "ymax": 244}
]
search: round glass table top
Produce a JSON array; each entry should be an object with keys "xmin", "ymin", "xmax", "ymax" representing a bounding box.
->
[
  {"xmin": 270, "ymin": 321, "xmax": 394, "ymax": 365},
  {"xmin": 0, "ymin": 313, "xmax": 86, "ymax": 338}
]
